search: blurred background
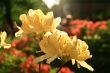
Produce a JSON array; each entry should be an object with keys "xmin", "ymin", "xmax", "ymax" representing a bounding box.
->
[{"xmin": 0, "ymin": 0, "xmax": 110, "ymax": 73}]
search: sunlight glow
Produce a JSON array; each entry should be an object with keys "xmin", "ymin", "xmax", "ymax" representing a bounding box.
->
[{"xmin": 42, "ymin": 0, "xmax": 60, "ymax": 9}]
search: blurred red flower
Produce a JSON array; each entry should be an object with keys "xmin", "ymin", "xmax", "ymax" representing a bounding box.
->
[
  {"xmin": 60, "ymin": 67, "xmax": 75, "ymax": 73},
  {"xmin": 41, "ymin": 64, "xmax": 50, "ymax": 73}
]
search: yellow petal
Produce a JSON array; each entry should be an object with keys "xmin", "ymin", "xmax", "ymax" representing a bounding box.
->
[
  {"xmin": 28, "ymin": 9, "xmax": 35, "ymax": 16},
  {"xmin": 33, "ymin": 54, "xmax": 52, "ymax": 63},
  {"xmin": 3, "ymin": 43, "xmax": 11, "ymax": 48},
  {"xmin": 72, "ymin": 59, "xmax": 75, "ymax": 65},
  {"xmin": 35, "ymin": 9, "xmax": 44, "ymax": 23},
  {"xmin": 77, "ymin": 61, "xmax": 94, "ymax": 71},
  {"xmin": 1, "ymin": 31, "xmax": 7, "ymax": 44},
  {"xmin": 39, "ymin": 33, "xmax": 59, "ymax": 56},
  {"xmin": 52, "ymin": 17, "xmax": 61, "ymax": 28},
  {"xmin": 46, "ymin": 12, "xmax": 54, "ymax": 26},
  {"xmin": 0, "ymin": 32, "xmax": 11, "ymax": 48},
  {"xmin": 15, "ymin": 25, "xmax": 24, "ymax": 37},
  {"xmin": 46, "ymin": 55, "xmax": 57, "ymax": 64}
]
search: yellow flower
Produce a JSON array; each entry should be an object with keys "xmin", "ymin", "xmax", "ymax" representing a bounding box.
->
[
  {"xmin": 15, "ymin": 9, "xmax": 61, "ymax": 37},
  {"xmin": 71, "ymin": 38, "xmax": 92, "ymax": 61},
  {"xmin": 0, "ymin": 32, "xmax": 11, "ymax": 48},
  {"xmin": 33, "ymin": 30, "xmax": 94, "ymax": 71},
  {"xmin": 71, "ymin": 36, "xmax": 93, "ymax": 71},
  {"xmin": 33, "ymin": 30, "xmax": 70, "ymax": 63}
]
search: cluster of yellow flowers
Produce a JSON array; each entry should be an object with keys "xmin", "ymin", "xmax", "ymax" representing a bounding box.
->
[
  {"xmin": 1, "ymin": 9, "xmax": 94, "ymax": 71},
  {"xmin": 35, "ymin": 30, "xmax": 93, "ymax": 71}
]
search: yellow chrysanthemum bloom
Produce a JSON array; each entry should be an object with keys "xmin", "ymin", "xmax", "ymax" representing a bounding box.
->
[
  {"xmin": 71, "ymin": 36, "xmax": 93, "ymax": 71},
  {"xmin": 0, "ymin": 32, "xmax": 11, "ymax": 48},
  {"xmin": 33, "ymin": 30, "xmax": 94, "ymax": 71},
  {"xmin": 15, "ymin": 9, "xmax": 61, "ymax": 37},
  {"xmin": 33, "ymin": 30, "xmax": 71, "ymax": 63}
]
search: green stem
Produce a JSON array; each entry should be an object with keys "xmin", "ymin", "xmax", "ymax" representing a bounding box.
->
[
  {"xmin": 56, "ymin": 61, "xmax": 65, "ymax": 73},
  {"xmin": 56, "ymin": 66, "xmax": 62, "ymax": 73}
]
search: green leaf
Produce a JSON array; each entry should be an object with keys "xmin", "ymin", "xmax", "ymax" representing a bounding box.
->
[
  {"xmin": 0, "ymin": 46, "xmax": 4, "ymax": 51},
  {"xmin": 50, "ymin": 68, "xmax": 57, "ymax": 73}
]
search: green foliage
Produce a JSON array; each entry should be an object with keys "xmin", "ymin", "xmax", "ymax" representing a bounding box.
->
[
  {"xmin": 11, "ymin": 0, "xmax": 48, "ymax": 24},
  {"xmin": 0, "ymin": 46, "xmax": 4, "ymax": 52},
  {"xmin": 0, "ymin": 0, "xmax": 48, "ymax": 28}
]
